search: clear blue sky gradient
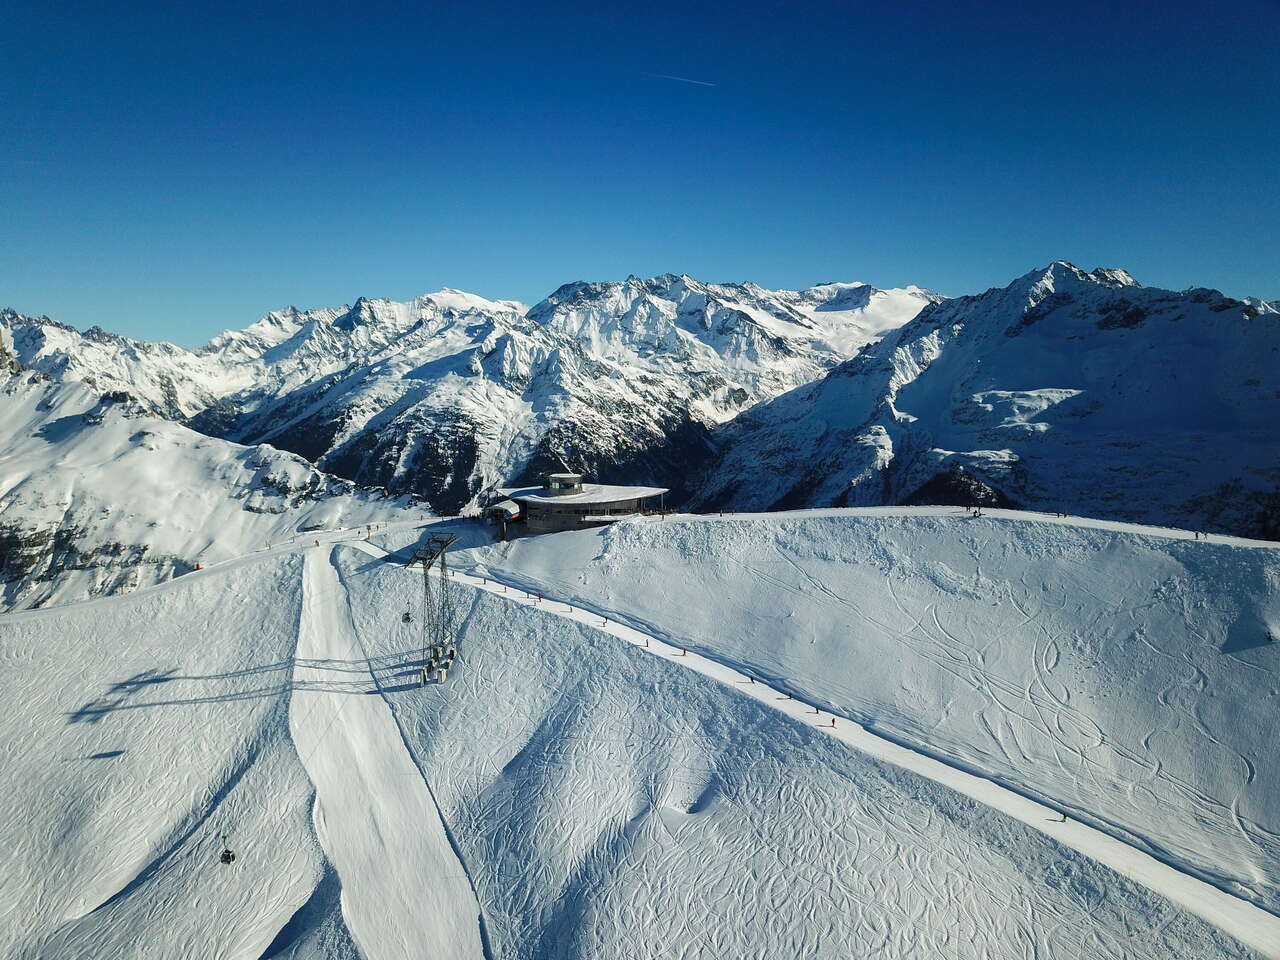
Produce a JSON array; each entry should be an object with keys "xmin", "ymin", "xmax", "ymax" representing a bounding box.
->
[{"xmin": 3, "ymin": 0, "xmax": 1278, "ymax": 346}]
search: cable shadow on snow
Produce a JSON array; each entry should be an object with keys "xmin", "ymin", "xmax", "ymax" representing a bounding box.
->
[{"xmin": 66, "ymin": 650, "xmax": 428, "ymax": 723}]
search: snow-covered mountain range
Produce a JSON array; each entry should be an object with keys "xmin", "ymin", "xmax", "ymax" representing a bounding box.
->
[
  {"xmin": 694, "ymin": 263, "xmax": 1280, "ymax": 538},
  {"xmin": 5, "ymin": 269, "xmax": 1280, "ymax": 957},
  {"xmin": 2, "ymin": 277, "xmax": 939, "ymax": 515},
  {"xmin": 3, "ymin": 260, "xmax": 1277, "ymax": 590}
]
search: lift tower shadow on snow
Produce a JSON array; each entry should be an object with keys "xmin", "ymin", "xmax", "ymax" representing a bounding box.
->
[{"xmin": 410, "ymin": 535, "xmax": 459, "ymax": 686}]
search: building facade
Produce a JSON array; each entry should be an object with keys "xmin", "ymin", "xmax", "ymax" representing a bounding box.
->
[{"xmin": 491, "ymin": 473, "xmax": 668, "ymax": 535}]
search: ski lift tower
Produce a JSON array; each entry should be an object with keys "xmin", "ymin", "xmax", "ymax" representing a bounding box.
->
[{"xmin": 410, "ymin": 534, "xmax": 459, "ymax": 685}]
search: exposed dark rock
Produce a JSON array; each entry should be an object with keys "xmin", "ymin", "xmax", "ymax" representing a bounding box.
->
[
  {"xmin": 323, "ymin": 412, "xmax": 482, "ymax": 514},
  {"xmin": 0, "ymin": 520, "xmax": 193, "ymax": 610},
  {"xmin": 515, "ymin": 415, "xmax": 717, "ymax": 507},
  {"xmin": 902, "ymin": 468, "xmax": 1017, "ymax": 509},
  {"xmin": 1096, "ymin": 299, "xmax": 1150, "ymax": 330},
  {"xmin": 185, "ymin": 397, "xmax": 245, "ymax": 437},
  {"xmin": 1254, "ymin": 490, "xmax": 1280, "ymax": 541},
  {"xmin": 1005, "ymin": 291, "xmax": 1075, "ymax": 338}
]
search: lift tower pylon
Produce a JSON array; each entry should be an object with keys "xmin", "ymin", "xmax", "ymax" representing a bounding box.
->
[{"xmin": 410, "ymin": 534, "xmax": 459, "ymax": 684}]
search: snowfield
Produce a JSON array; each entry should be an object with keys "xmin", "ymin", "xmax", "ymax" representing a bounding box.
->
[
  {"xmin": 0, "ymin": 369, "xmax": 421, "ymax": 609},
  {"xmin": 458, "ymin": 509, "xmax": 1280, "ymax": 916},
  {"xmin": 3, "ymin": 509, "xmax": 1278, "ymax": 958}
]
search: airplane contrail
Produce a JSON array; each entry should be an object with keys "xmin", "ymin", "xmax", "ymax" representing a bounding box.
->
[{"xmin": 645, "ymin": 72, "xmax": 717, "ymax": 87}]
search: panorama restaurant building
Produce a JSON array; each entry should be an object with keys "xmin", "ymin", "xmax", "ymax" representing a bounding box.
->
[{"xmin": 488, "ymin": 473, "xmax": 668, "ymax": 535}]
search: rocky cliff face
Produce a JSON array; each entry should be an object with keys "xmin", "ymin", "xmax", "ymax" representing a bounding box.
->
[
  {"xmin": 693, "ymin": 263, "xmax": 1280, "ymax": 538},
  {"xmin": 0, "ymin": 319, "xmax": 23, "ymax": 373}
]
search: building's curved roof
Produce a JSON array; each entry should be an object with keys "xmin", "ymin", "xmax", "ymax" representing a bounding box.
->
[{"xmin": 500, "ymin": 483, "xmax": 668, "ymax": 505}]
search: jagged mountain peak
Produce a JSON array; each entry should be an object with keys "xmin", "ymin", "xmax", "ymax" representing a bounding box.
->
[
  {"xmin": 1090, "ymin": 266, "xmax": 1140, "ymax": 287},
  {"xmin": 1020, "ymin": 260, "xmax": 1140, "ymax": 293},
  {"xmin": 2, "ymin": 275, "xmax": 943, "ymax": 514},
  {"xmin": 4, "ymin": 261, "xmax": 1275, "ymax": 532},
  {"xmin": 905, "ymin": 262, "xmax": 1163, "ymax": 339}
]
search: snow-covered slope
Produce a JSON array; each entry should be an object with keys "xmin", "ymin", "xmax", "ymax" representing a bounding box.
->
[
  {"xmin": 0, "ymin": 552, "xmax": 335, "ymax": 958},
  {"xmin": 694, "ymin": 263, "xmax": 1280, "ymax": 538},
  {"xmin": 1, "ymin": 308, "xmax": 247, "ymax": 419},
  {"xmin": 458, "ymin": 509, "xmax": 1280, "ymax": 915},
  {"xmin": 3, "ymin": 277, "xmax": 939, "ymax": 514},
  {"xmin": 3, "ymin": 526, "xmax": 1270, "ymax": 958},
  {"xmin": 0, "ymin": 367, "xmax": 418, "ymax": 610}
]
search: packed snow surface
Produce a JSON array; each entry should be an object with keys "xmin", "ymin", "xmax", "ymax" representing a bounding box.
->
[
  {"xmin": 3, "ymin": 510, "xmax": 1277, "ymax": 958},
  {"xmin": 460, "ymin": 508, "xmax": 1280, "ymax": 916}
]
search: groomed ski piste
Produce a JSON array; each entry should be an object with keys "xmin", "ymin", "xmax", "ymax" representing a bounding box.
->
[{"xmin": 2, "ymin": 507, "xmax": 1278, "ymax": 958}]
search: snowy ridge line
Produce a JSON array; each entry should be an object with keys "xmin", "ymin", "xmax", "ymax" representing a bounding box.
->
[
  {"xmin": 350, "ymin": 549, "xmax": 1280, "ymax": 959},
  {"xmin": 683, "ymin": 505, "xmax": 1280, "ymax": 549},
  {"xmin": 1, "ymin": 507, "xmax": 1270, "ymax": 623},
  {"xmin": 0, "ymin": 518, "xmax": 434, "ymax": 622}
]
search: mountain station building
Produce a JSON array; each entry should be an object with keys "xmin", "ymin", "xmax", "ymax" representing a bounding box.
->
[{"xmin": 487, "ymin": 473, "xmax": 668, "ymax": 535}]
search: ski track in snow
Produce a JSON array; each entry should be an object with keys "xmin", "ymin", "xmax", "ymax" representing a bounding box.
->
[
  {"xmin": 452, "ymin": 507, "xmax": 1280, "ymax": 911},
  {"xmin": 290, "ymin": 547, "xmax": 488, "ymax": 960},
  {"xmin": 0, "ymin": 553, "xmax": 331, "ymax": 960},
  {"xmin": 427, "ymin": 569, "xmax": 1280, "ymax": 959},
  {"xmin": 340, "ymin": 511, "xmax": 1280, "ymax": 960},
  {"xmin": 334, "ymin": 541, "xmax": 1264, "ymax": 959},
  {"xmin": 5, "ymin": 506, "xmax": 1278, "ymax": 958}
]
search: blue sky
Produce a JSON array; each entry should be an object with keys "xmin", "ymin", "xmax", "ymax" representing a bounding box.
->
[{"xmin": 3, "ymin": 0, "xmax": 1278, "ymax": 346}]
